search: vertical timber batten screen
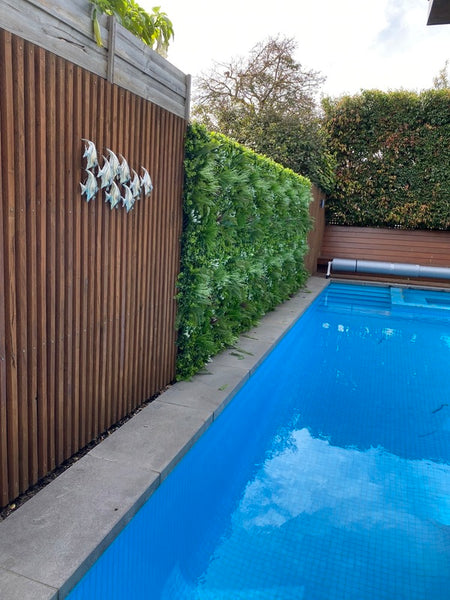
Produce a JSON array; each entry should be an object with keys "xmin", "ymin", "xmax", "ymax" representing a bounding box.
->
[{"xmin": 0, "ymin": 28, "xmax": 186, "ymax": 508}]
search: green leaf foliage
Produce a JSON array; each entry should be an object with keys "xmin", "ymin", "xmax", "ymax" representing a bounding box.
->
[
  {"xmin": 176, "ymin": 123, "xmax": 312, "ymax": 379},
  {"xmin": 90, "ymin": 0, "xmax": 174, "ymax": 55},
  {"xmin": 323, "ymin": 89, "xmax": 450, "ymax": 230}
]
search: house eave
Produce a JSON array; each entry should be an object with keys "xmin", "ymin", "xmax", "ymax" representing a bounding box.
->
[{"xmin": 427, "ymin": 0, "xmax": 450, "ymax": 25}]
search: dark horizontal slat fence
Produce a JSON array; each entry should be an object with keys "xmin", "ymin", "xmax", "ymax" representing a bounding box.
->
[{"xmin": 0, "ymin": 28, "xmax": 186, "ymax": 508}]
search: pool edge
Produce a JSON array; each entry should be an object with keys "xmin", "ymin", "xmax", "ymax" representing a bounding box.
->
[{"xmin": 0, "ymin": 276, "xmax": 329, "ymax": 600}]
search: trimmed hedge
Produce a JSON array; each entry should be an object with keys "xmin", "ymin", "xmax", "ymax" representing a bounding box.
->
[
  {"xmin": 176, "ymin": 123, "xmax": 312, "ymax": 379},
  {"xmin": 323, "ymin": 89, "xmax": 450, "ymax": 230}
]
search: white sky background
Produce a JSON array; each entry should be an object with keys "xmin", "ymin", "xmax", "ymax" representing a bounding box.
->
[{"xmin": 140, "ymin": 0, "xmax": 449, "ymax": 98}]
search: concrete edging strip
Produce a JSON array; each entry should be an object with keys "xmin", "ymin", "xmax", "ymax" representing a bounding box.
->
[{"xmin": 0, "ymin": 276, "xmax": 328, "ymax": 599}]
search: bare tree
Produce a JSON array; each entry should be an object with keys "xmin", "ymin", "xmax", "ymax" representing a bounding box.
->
[
  {"xmin": 433, "ymin": 59, "xmax": 449, "ymax": 89},
  {"xmin": 194, "ymin": 36, "xmax": 323, "ymax": 127},
  {"xmin": 192, "ymin": 36, "xmax": 333, "ymax": 190}
]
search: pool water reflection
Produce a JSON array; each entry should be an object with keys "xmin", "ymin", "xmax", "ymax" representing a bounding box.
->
[{"xmin": 68, "ymin": 283, "xmax": 450, "ymax": 599}]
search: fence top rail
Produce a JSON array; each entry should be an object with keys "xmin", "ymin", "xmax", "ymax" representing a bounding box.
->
[{"xmin": 0, "ymin": 0, "xmax": 190, "ymax": 119}]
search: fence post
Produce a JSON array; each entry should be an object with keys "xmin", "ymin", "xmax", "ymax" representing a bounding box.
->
[
  {"xmin": 184, "ymin": 74, "xmax": 192, "ymax": 121},
  {"xmin": 107, "ymin": 15, "xmax": 116, "ymax": 84}
]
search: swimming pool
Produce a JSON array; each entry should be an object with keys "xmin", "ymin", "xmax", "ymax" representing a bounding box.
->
[{"xmin": 67, "ymin": 282, "xmax": 450, "ymax": 599}]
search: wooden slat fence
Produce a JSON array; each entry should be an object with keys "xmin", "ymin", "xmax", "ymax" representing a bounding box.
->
[
  {"xmin": 320, "ymin": 226, "xmax": 450, "ymax": 267},
  {"xmin": 304, "ymin": 185, "xmax": 326, "ymax": 274},
  {"xmin": 0, "ymin": 28, "xmax": 186, "ymax": 508},
  {"xmin": 319, "ymin": 225, "xmax": 450, "ymax": 284},
  {"xmin": 0, "ymin": 0, "xmax": 190, "ymax": 119}
]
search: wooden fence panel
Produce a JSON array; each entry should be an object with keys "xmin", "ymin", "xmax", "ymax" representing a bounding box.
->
[
  {"xmin": 0, "ymin": 0, "xmax": 190, "ymax": 119},
  {"xmin": 304, "ymin": 185, "xmax": 326, "ymax": 274},
  {"xmin": 320, "ymin": 226, "xmax": 450, "ymax": 267},
  {"xmin": 0, "ymin": 29, "xmax": 186, "ymax": 508},
  {"xmin": 318, "ymin": 225, "xmax": 450, "ymax": 285},
  {"xmin": 0, "ymin": 42, "xmax": 9, "ymax": 508}
]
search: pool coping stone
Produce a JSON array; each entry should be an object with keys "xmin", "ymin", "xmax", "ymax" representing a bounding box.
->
[{"xmin": 0, "ymin": 275, "xmax": 328, "ymax": 599}]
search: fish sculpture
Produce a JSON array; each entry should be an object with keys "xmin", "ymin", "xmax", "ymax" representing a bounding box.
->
[
  {"xmin": 106, "ymin": 148, "xmax": 120, "ymax": 178},
  {"xmin": 118, "ymin": 155, "xmax": 131, "ymax": 184},
  {"xmin": 140, "ymin": 167, "xmax": 153, "ymax": 197},
  {"xmin": 97, "ymin": 156, "xmax": 115, "ymax": 189},
  {"xmin": 105, "ymin": 180, "xmax": 122, "ymax": 209},
  {"xmin": 82, "ymin": 139, "xmax": 98, "ymax": 169},
  {"xmin": 122, "ymin": 184, "xmax": 135, "ymax": 213},
  {"xmin": 80, "ymin": 169, "xmax": 99, "ymax": 202},
  {"xmin": 129, "ymin": 169, "xmax": 141, "ymax": 198}
]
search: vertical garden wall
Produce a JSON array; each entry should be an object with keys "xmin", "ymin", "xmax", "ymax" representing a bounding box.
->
[{"xmin": 176, "ymin": 124, "xmax": 313, "ymax": 379}]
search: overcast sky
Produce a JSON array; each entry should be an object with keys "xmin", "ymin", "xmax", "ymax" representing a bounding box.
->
[{"xmin": 141, "ymin": 0, "xmax": 449, "ymax": 98}]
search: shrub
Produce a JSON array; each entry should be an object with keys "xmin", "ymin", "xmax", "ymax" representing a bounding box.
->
[{"xmin": 323, "ymin": 89, "xmax": 450, "ymax": 230}]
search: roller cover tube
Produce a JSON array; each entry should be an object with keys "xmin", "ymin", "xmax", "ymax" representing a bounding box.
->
[{"xmin": 329, "ymin": 258, "xmax": 450, "ymax": 280}]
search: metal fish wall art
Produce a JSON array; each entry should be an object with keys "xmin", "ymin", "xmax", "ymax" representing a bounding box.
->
[
  {"xmin": 82, "ymin": 139, "xmax": 99, "ymax": 169},
  {"xmin": 106, "ymin": 148, "xmax": 120, "ymax": 177},
  {"xmin": 140, "ymin": 167, "xmax": 153, "ymax": 197},
  {"xmin": 80, "ymin": 169, "xmax": 99, "ymax": 202},
  {"xmin": 97, "ymin": 156, "xmax": 115, "ymax": 189},
  {"xmin": 80, "ymin": 139, "xmax": 154, "ymax": 213},
  {"xmin": 129, "ymin": 170, "xmax": 141, "ymax": 198},
  {"xmin": 105, "ymin": 180, "xmax": 122, "ymax": 209},
  {"xmin": 118, "ymin": 155, "xmax": 131, "ymax": 184},
  {"xmin": 122, "ymin": 184, "xmax": 135, "ymax": 213}
]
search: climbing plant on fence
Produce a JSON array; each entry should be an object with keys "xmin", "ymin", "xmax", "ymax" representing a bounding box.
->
[
  {"xmin": 323, "ymin": 89, "xmax": 450, "ymax": 230},
  {"xmin": 90, "ymin": 0, "xmax": 174, "ymax": 55},
  {"xmin": 176, "ymin": 123, "xmax": 312, "ymax": 379}
]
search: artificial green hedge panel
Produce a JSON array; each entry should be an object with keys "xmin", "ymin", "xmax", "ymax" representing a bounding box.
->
[
  {"xmin": 323, "ymin": 89, "xmax": 450, "ymax": 230},
  {"xmin": 176, "ymin": 123, "xmax": 312, "ymax": 379}
]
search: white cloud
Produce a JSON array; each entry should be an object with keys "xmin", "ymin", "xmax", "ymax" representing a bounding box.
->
[
  {"xmin": 238, "ymin": 428, "xmax": 450, "ymax": 530},
  {"xmin": 141, "ymin": 0, "xmax": 449, "ymax": 98},
  {"xmin": 195, "ymin": 427, "xmax": 450, "ymax": 594}
]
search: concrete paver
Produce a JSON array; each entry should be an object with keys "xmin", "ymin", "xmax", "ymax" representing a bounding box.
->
[
  {"xmin": 0, "ymin": 569, "xmax": 57, "ymax": 600},
  {"xmin": 0, "ymin": 453, "xmax": 161, "ymax": 594},
  {"xmin": 90, "ymin": 400, "xmax": 213, "ymax": 481}
]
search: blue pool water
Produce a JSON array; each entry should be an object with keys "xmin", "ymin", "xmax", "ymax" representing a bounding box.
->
[{"xmin": 68, "ymin": 283, "xmax": 450, "ymax": 599}]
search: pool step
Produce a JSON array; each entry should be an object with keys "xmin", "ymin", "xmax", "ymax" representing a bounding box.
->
[
  {"xmin": 391, "ymin": 287, "xmax": 450, "ymax": 311},
  {"xmin": 319, "ymin": 283, "xmax": 392, "ymax": 312},
  {"xmin": 319, "ymin": 283, "xmax": 450, "ymax": 321}
]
